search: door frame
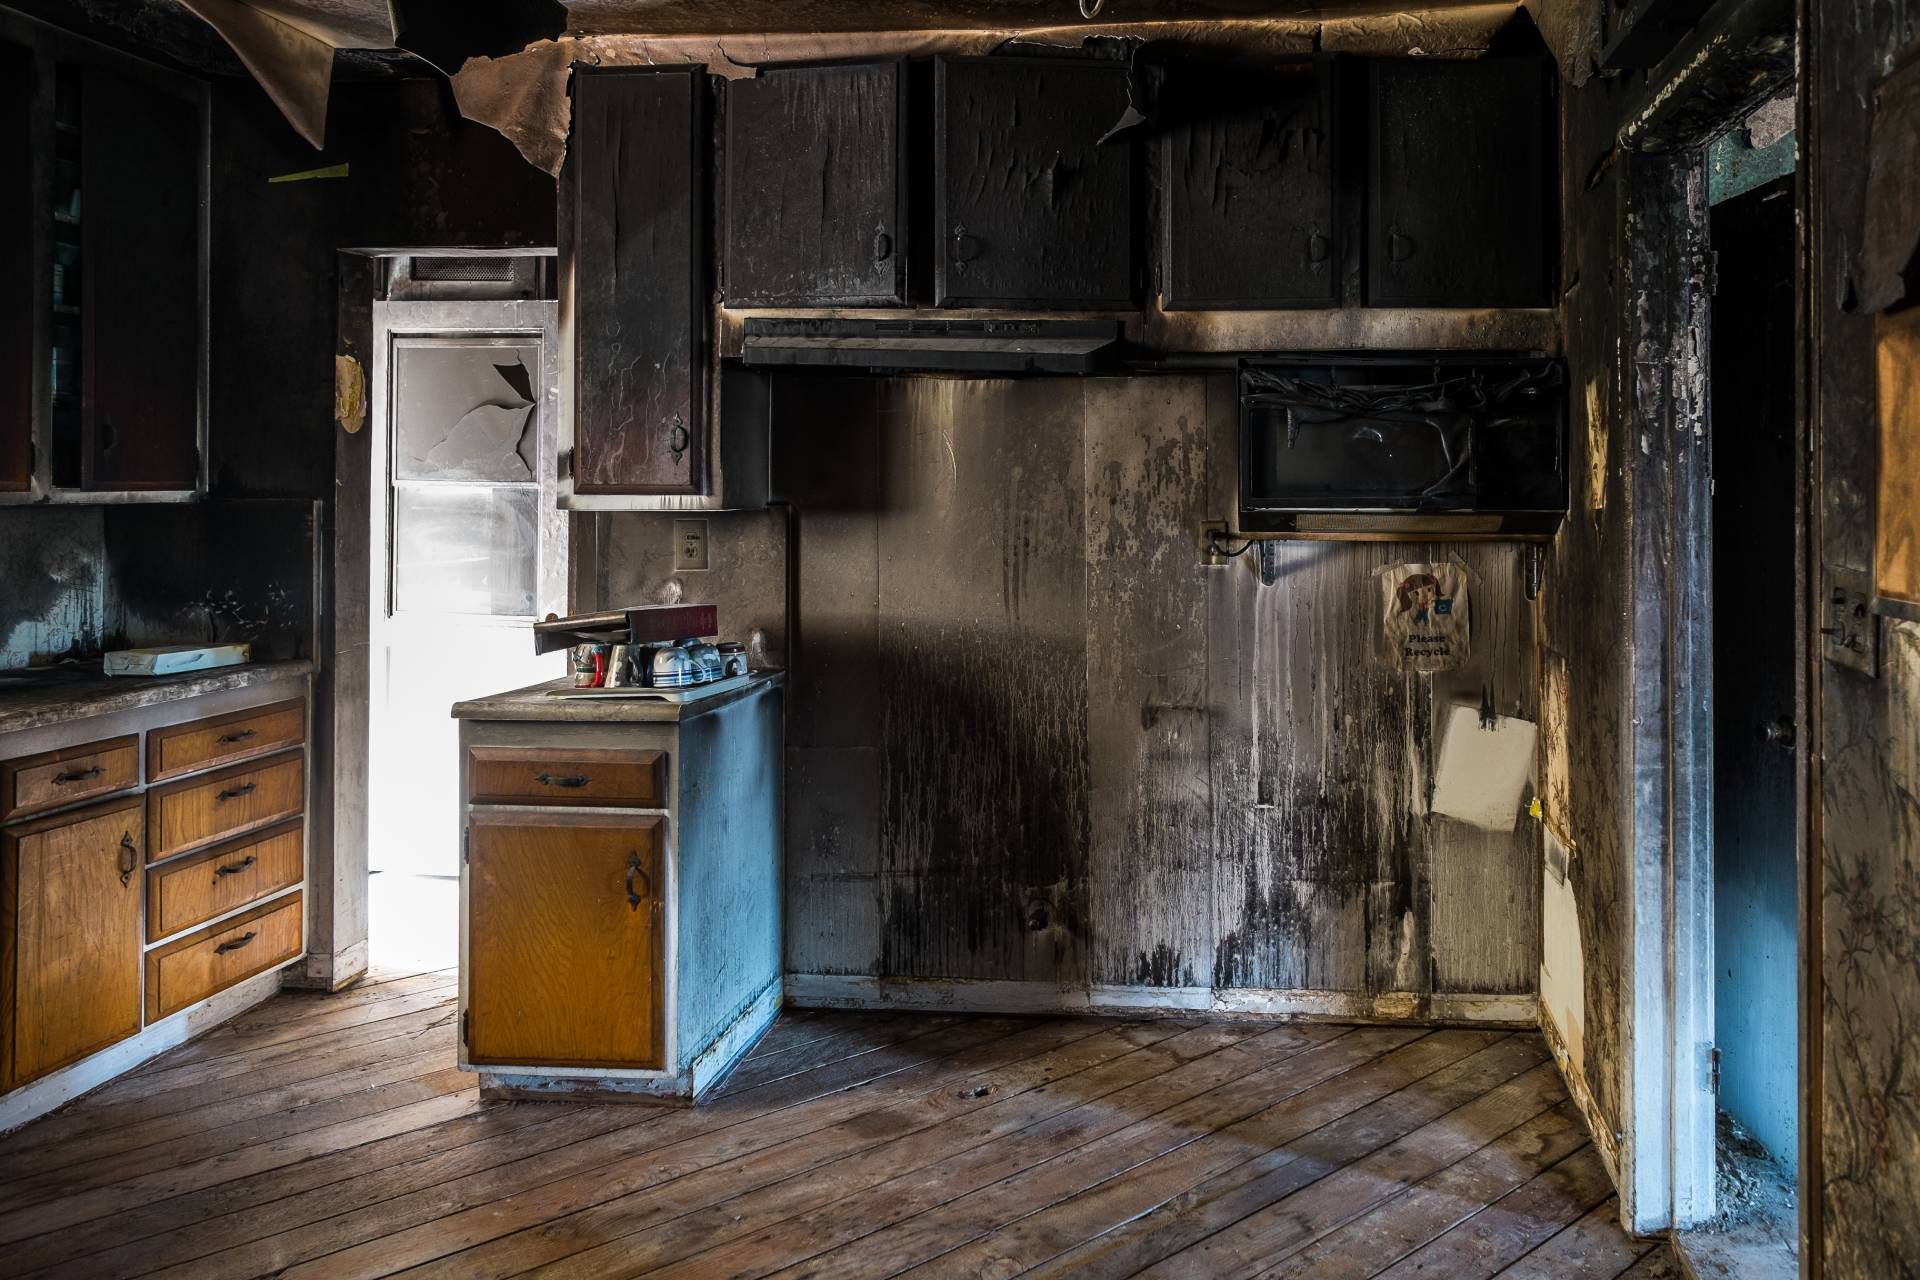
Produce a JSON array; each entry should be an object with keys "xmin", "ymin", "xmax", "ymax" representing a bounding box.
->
[
  {"xmin": 300, "ymin": 248, "xmax": 558, "ymax": 993},
  {"xmin": 1603, "ymin": 0, "xmax": 1807, "ymax": 1246}
]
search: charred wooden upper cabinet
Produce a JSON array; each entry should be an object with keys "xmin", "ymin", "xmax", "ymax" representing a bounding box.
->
[
  {"xmin": 564, "ymin": 66, "xmax": 708, "ymax": 497},
  {"xmin": 935, "ymin": 57, "xmax": 1133, "ymax": 309},
  {"xmin": 1366, "ymin": 57, "xmax": 1553, "ymax": 308},
  {"xmin": 0, "ymin": 39, "xmax": 32, "ymax": 493},
  {"xmin": 1160, "ymin": 58, "xmax": 1339, "ymax": 309},
  {"xmin": 79, "ymin": 66, "xmax": 201, "ymax": 490},
  {"xmin": 724, "ymin": 61, "xmax": 910, "ymax": 307}
]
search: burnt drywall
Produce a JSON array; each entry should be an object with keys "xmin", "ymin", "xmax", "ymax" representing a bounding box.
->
[
  {"xmin": 591, "ymin": 373, "xmax": 1544, "ymax": 1011},
  {"xmin": 208, "ymin": 74, "xmax": 554, "ymax": 499},
  {"xmin": 0, "ymin": 506, "xmax": 106, "ymax": 668},
  {"xmin": 1809, "ymin": 3, "xmax": 1920, "ymax": 1275}
]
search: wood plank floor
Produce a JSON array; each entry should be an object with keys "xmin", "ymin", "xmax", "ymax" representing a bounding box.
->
[{"xmin": 0, "ymin": 971, "xmax": 1678, "ymax": 1279}]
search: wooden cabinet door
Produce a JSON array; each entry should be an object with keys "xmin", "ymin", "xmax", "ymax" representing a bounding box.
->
[
  {"xmin": 935, "ymin": 57, "xmax": 1133, "ymax": 309},
  {"xmin": 1161, "ymin": 59, "xmax": 1339, "ymax": 309},
  {"xmin": 2, "ymin": 796, "xmax": 143, "ymax": 1090},
  {"xmin": 465, "ymin": 810, "xmax": 665, "ymax": 1069},
  {"xmin": 1366, "ymin": 57, "xmax": 1553, "ymax": 308},
  {"xmin": 0, "ymin": 39, "xmax": 31, "ymax": 493},
  {"xmin": 565, "ymin": 66, "xmax": 707, "ymax": 496},
  {"xmin": 725, "ymin": 61, "xmax": 909, "ymax": 307},
  {"xmin": 82, "ymin": 66, "xmax": 200, "ymax": 490}
]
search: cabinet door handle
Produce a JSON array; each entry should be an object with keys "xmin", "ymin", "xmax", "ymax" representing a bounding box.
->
[
  {"xmin": 625, "ymin": 850, "xmax": 649, "ymax": 911},
  {"xmin": 1387, "ymin": 230, "xmax": 1418, "ymax": 262},
  {"xmin": 667, "ymin": 416, "xmax": 689, "ymax": 463},
  {"xmin": 215, "ymin": 854, "xmax": 257, "ymax": 880},
  {"xmin": 873, "ymin": 227, "xmax": 893, "ymax": 262},
  {"xmin": 1307, "ymin": 232, "xmax": 1332, "ymax": 264},
  {"xmin": 55, "ymin": 765, "xmax": 104, "ymax": 784},
  {"xmin": 216, "ymin": 782, "xmax": 257, "ymax": 802},
  {"xmin": 218, "ymin": 728, "xmax": 258, "ymax": 745},
  {"xmin": 534, "ymin": 772, "xmax": 590, "ymax": 789},
  {"xmin": 951, "ymin": 224, "xmax": 982, "ymax": 268},
  {"xmin": 118, "ymin": 832, "xmax": 137, "ymax": 886},
  {"xmin": 216, "ymin": 931, "xmax": 257, "ymax": 955}
]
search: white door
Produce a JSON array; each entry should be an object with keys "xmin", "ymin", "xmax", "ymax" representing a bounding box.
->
[{"xmin": 368, "ymin": 300, "xmax": 567, "ymax": 877}]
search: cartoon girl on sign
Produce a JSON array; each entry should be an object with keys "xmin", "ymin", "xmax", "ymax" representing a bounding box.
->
[{"xmin": 1383, "ymin": 566, "xmax": 1466, "ymax": 671}]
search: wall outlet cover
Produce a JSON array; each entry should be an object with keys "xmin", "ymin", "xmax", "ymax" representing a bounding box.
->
[{"xmin": 674, "ymin": 518, "xmax": 710, "ymax": 572}]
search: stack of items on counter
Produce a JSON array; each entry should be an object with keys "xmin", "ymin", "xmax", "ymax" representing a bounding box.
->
[{"xmin": 532, "ymin": 604, "xmax": 749, "ymax": 691}]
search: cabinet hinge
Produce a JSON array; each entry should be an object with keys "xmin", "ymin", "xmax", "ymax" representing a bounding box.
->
[
  {"xmin": 462, "ymin": 828, "xmax": 469, "ymax": 864},
  {"xmin": 461, "ymin": 1009, "xmax": 469, "ymax": 1046},
  {"xmin": 1708, "ymin": 1044, "xmax": 1721, "ymax": 1095},
  {"xmin": 558, "ymin": 448, "xmax": 574, "ymax": 481}
]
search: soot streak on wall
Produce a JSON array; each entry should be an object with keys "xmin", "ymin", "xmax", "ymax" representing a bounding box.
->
[{"xmin": 598, "ymin": 373, "xmax": 1542, "ymax": 1010}]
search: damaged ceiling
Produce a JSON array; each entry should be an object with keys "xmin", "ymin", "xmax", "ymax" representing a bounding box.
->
[{"xmin": 136, "ymin": 0, "xmax": 1521, "ymax": 167}]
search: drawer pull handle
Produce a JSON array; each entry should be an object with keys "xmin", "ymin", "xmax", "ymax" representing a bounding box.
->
[
  {"xmin": 216, "ymin": 782, "xmax": 257, "ymax": 802},
  {"xmin": 625, "ymin": 850, "xmax": 649, "ymax": 911},
  {"xmin": 55, "ymin": 766, "xmax": 104, "ymax": 784},
  {"xmin": 214, "ymin": 854, "xmax": 257, "ymax": 880},
  {"xmin": 535, "ymin": 772, "xmax": 590, "ymax": 789},
  {"xmin": 218, "ymin": 729, "xmax": 258, "ymax": 745},
  {"xmin": 119, "ymin": 832, "xmax": 137, "ymax": 887},
  {"xmin": 216, "ymin": 931, "xmax": 257, "ymax": 955}
]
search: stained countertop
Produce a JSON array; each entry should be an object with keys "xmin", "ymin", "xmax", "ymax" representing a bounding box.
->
[
  {"xmin": 453, "ymin": 671, "xmax": 785, "ymax": 724},
  {"xmin": 0, "ymin": 660, "xmax": 315, "ymax": 736}
]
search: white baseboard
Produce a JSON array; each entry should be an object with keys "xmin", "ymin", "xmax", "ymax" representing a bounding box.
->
[
  {"xmin": 783, "ymin": 975, "xmax": 1538, "ymax": 1027},
  {"xmin": 0, "ymin": 965, "xmax": 288, "ymax": 1135}
]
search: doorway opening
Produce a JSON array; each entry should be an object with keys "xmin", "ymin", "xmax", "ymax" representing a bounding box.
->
[
  {"xmin": 1694, "ymin": 106, "xmax": 1802, "ymax": 1271},
  {"xmin": 363, "ymin": 253, "xmax": 568, "ymax": 974}
]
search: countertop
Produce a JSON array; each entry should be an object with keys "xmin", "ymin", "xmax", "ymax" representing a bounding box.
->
[
  {"xmin": 453, "ymin": 671, "xmax": 785, "ymax": 724},
  {"xmin": 0, "ymin": 660, "xmax": 315, "ymax": 736}
]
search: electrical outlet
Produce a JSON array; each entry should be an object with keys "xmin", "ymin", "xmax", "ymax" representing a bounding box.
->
[
  {"xmin": 673, "ymin": 518, "xmax": 710, "ymax": 572},
  {"xmin": 1200, "ymin": 519, "xmax": 1231, "ymax": 566}
]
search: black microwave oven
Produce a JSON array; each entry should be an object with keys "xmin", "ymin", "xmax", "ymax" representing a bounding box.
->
[{"xmin": 1238, "ymin": 354, "xmax": 1568, "ymax": 538}]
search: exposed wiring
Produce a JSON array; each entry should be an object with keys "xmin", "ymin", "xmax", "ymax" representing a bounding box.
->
[
  {"xmin": 1079, "ymin": 0, "xmax": 1104, "ymax": 17},
  {"xmin": 1208, "ymin": 530, "xmax": 1256, "ymax": 558}
]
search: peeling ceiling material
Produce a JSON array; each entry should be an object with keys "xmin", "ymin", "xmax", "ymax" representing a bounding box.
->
[
  {"xmin": 1863, "ymin": 54, "xmax": 1920, "ymax": 316},
  {"xmin": 453, "ymin": 4, "xmax": 1519, "ymax": 175},
  {"xmin": 179, "ymin": 0, "xmax": 338, "ymax": 146}
]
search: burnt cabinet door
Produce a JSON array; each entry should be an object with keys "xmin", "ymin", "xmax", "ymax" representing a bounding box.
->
[
  {"xmin": 0, "ymin": 39, "xmax": 31, "ymax": 492},
  {"xmin": 1161, "ymin": 59, "xmax": 1338, "ymax": 309},
  {"xmin": 725, "ymin": 61, "xmax": 908, "ymax": 307},
  {"xmin": 464, "ymin": 810, "xmax": 665, "ymax": 1069},
  {"xmin": 1366, "ymin": 58, "xmax": 1553, "ymax": 308},
  {"xmin": 83, "ymin": 66, "xmax": 200, "ymax": 490},
  {"xmin": 935, "ymin": 57, "xmax": 1133, "ymax": 309},
  {"xmin": 566, "ymin": 66, "xmax": 707, "ymax": 496},
  {"xmin": 2, "ymin": 797, "xmax": 144, "ymax": 1091}
]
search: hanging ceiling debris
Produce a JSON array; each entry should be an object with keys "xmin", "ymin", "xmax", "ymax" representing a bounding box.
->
[{"xmin": 173, "ymin": 0, "xmax": 1520, "ymax": 168}]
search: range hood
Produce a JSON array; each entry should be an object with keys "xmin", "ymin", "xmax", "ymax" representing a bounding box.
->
[{"xmin": 740, "ymin": 318, "xmax": 1121, "ymax": 374}]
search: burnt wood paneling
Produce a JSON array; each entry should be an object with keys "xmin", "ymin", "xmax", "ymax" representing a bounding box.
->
[
  {"xmin": 567, "ymin": 65, "xmax": 707, "ymax": 495},
  {"xmin": 724, "ymin": 61, "xmax": 909, "ymax": 307},
  {"xmin": 1367, "ymin": 57, "xmax": 1553, "ymax": 308},
  {"xmin": 82, "ymin": 65, "xmax": 199, "ymax": 490},
  {"xmin": 934, "ymin": 56, "xmax": 1132, "ymax": 309},
  {"xmin": 1160, "ymin": 58, "xmax": 1339, "ymax": 310},
  {"xmin": 0, "ymin": 39, "xmax": 30, "ymax": 492}
]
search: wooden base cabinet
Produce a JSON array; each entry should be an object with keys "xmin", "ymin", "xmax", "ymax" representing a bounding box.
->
[
  {"xmin": 0, "ymin": 796, "xmax": 143, "ymax": 1091},
  {"xmin": 454, "ymin": 673, "xmax": 784, "ymax": 1104},
  {"xmin": 466, "ymin": 811, "xmax": 665, "ymax": 1069}
]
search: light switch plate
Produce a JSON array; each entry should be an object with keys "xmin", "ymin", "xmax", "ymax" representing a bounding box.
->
[{"xmin": 673, "ymin": 518, "xmax": 710, "ymax": 572}]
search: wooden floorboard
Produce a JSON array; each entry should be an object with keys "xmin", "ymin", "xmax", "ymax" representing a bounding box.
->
[{"xmin": 0, "ymin": 976, "xmax": 1675, "ymax": 1279}]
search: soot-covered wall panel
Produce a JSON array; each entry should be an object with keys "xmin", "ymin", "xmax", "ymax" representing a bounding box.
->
[{"xmin": 598, "ymin": 373, "xmax": 1542, "ymax": 1011}]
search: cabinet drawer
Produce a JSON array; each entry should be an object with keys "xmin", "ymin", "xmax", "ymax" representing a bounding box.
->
[
  {"xmin": 1, "ymin": 736, "xmax": 139, "ymax": 822},
  {"xmin": 468, "ymin": 747, "xmax": 666, "ymax": 808},
  {"xmin": 148, "ymin": 751, "xmax": 304, "ymax": 862},
  {"xmin": 146, "ymin": 893, "xmax": 303, "ymax": 1022},
  {"xmin": 147, "ymin": 821, "xmax": 303, "ymax": 942},
  {"xmin": 148, "ymin": 698, "xmax": 305, "ymax": 782}
]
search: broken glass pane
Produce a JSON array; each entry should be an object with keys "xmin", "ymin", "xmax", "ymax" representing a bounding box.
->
[
  {"xmin": 392, "ymin": 485, "xmax": 538, "ymax": 615},
  {"xmin": 393, "ymin": 341, "xmax": 539, "ymax": 482}
]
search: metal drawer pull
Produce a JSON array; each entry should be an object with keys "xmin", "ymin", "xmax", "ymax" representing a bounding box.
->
[
  {"xmin": 216, "ymin": 782, "xmax": 257, "ymax": 802},
  {"xmin": 218, "ymin": 729, "xmax": 258, "ymax": 744},
  {"xmin": 55, "ymin": 765, "xmax": 104, "ymax": 784},
  {"xmin": 534, "ymin": 772, "xmax": 590, "ymax": 788},
  {"xmin": 119, "ymin": 832, "xmax": 137, "ymax": 886},
  {"xmin": 625, "ymin": 850, "xmax": 649, "ymax": 911},
  {"xmin": 216, "ymin": 931, "xmax": 257, "ymax": 955},
  {"xmin": 214, "ymin": 854, "xmax": 257, "ymax": 880}
]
